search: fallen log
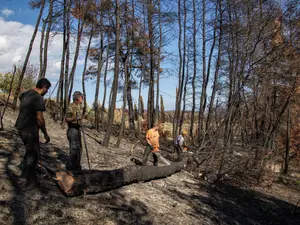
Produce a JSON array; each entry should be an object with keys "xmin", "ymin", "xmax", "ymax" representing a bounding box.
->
[{"xmin": 55, "ymin": 157, "xmax": 188, "ymax": 196}]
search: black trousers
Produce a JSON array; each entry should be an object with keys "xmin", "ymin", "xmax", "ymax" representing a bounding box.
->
[
  {"xmin": 66, "ymin": 127, "xmax": 82, "ymax": 171},
  {"xmin": 175, "ymin": 145, "xmax": 183, "ymax": 160},
  {"xmin": 142, "ymin": 144, "xmax": 158, "ymax": 166},
  {"xmin": 18, "ymin": 127, "xmax": 40, "ymax": 183}
]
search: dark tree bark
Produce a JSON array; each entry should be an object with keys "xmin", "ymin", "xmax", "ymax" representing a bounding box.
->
[
  {"xmin": 38, "ymin": 17, "xmax": 47, "ymax": 79},
  {"xmin": 41, "ymin": 0, "xmax": 54, "ymax": 79},
  {"xmin": 198, "ymin": 0, "xmax": 207, "ymax": 142},
  {"xmin": 68, "ymin": 14, "xmax": 85, "ymax": 104},
  {"xmin": 190, "ymin": 0, "xmax": 197, "ymax": 138},
  {"xmin": 173, "ymin": 0, "xmax": 182, "ymax": 140},
  {"xmin": 206, "ymin": 0, "xmax": 223, "ymax": 133},
  {"xmin": 178, "ymin": 0, "xmax": 187, "ymax": 134},
  {"xmin": 155, "ymin": 0, "xmax": 162, "ymax": 123},
  {"xmin": 64, "ymin": 0, "xmax": 71, "ymax": 117},
  {"xmin": 284, "ymin": 106, "xmax": 290, "ymax": 174},
  {"xmin": 57, "ymin": 0, "xmax": 67, "ymax": 119},
  {"xmin": 103, "ymin": 0, "xmax": 121, "ymax": 147},
  {"xmin": 56, "ymin": 157, "xmax": 188, "ymax": 196},
  {"xmin": 101, "ymin": 34, "xmax": 110, "ymax": 131},
  {"xmin": 94, "ymin": 20, "xmax": 104, "ymax": 131},
  {"xmin": 147, "ymin": 0, "xmax": 155, "ymax": 129},
  {"xmin": 116, "ymin": 0, "xmax": 130, "ymax": 147},
  {"xmin": 127, "ymin": 0, "xmax": 136, "ymax": 134},
  {"xmin": 179, "ymin": 45, "xmax": 190, "ymax": 133},
  {"xmin": 13, "ymin": 0, "xmax": 46, "ymax": 109},
  {"xmin": 82, "ymin": 27, "xmax": 94, "ymax": 115}
]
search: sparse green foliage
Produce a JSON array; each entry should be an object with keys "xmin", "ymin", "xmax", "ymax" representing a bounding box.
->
[{"xmin": 0, "ymin": 65, "xmax": 37, "ymax": 96}]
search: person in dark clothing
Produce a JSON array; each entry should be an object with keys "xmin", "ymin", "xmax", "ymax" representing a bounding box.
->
[
  {"xmin": 15, "ymin": 78, "xmax": 51, "ymax": 187},
  {"xmin": 65, "ymin": 91, "xmax": 84, "ymax": 171}
]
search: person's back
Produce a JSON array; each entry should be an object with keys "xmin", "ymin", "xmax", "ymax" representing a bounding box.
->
[{"xmin": 15, "ymin": 89, "xmax": 46, "ymax": 131}]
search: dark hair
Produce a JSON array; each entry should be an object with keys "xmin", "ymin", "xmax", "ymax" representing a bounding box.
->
[{"xmin": 36, "ymin": 78, "xmax": 51, "ymax": 89}]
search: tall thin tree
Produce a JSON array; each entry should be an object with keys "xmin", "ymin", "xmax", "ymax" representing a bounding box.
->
[
  {"xmin": 13, "ymin": 0, "xmax": 46, "ymax": 109},
  {"xmin": 103, "ymin": 0, "xmax": 121, "ymax": 147}
]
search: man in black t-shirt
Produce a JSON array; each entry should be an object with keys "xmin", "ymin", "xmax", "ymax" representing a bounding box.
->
[{"xmin": 15, "ymin": 78, "xmax": 51, "ymax": 187}]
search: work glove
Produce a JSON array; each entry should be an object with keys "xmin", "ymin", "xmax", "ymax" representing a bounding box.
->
[
  {"xmin": 152, "ymin": 147, "xmax": 160, "ymax": 153},
  {"xmin": 44, "ymin": 133, "xmax": 50, "ymax": 144}
]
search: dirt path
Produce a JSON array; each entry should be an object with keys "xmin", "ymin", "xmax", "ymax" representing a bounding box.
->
[{"xmin": 0, "ymin": 108, "xmax": 299, "ymax": 225}]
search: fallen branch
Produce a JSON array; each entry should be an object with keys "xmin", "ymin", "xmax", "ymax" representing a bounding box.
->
[{"xmin": 55, "ymin": 157, "xmax": 188, "ymax": 196}]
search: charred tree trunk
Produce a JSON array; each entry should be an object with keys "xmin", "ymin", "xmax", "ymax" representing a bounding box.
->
[
  {"xmin": 13, "ymin": 0, "xmax": 45, "ymax": 109},
  {"xmin": 190, "ymin": 0, "xmax": 197, "ymax": 138},
  {"xmin": 284, "ymin": 106, "xmax": 290, "ymax": 174},
  {"xmin": 58, "ymin": 0, "xmax": 67, "ymax": 120},
  {"xmin": 56, "ymin": 157, "xmax": 188, "ymax": 196},
  {"xmin": 147, "ymin": 0, "xmax": 155, "ymax": 129},
  {"xmin": 94, "ymin": 22, "xmax": 104, "ymax": 131},
  {"xmin": 82, "ymin": 27, "xmax": 94, "ymax": 115},
  {"xmin": 155, "ymin": 0, "xmax": 162, "ymax": 123},
  {"xmin": 101, "ymin": 34, "xmax": 110, "ymax": 131},
  {"xmin": 178, "ymin": 0, "xmax": 187, "ymax": 134},
  {"xmin": 198, "ymin": 0, "xmax": 207, "ymax": 142},
  {"xmin": 116, "ymin": 65, "xmax": 128, "ymax": 148},
  {"xmin": 173, "ymin": 0, "xmax": 182, "ymax": 140},
  {"xmin": 116, "ymin": 0, "xmax": 130, "ymax": 147},
  {"xmin": 179, "ymin": 46, "xmax": 190, "ymax": 133},
  {"xmin": 69, "ymin": 16, "xmax": 85, "ymax": 104},
  {"xmin": 103, "ymin": 0, "xmax": 121, "ymax": 147},
  {"xmin": 64, "ymin": 0, "xmax": 71, "ymax": 117},
  {"xmin": 38, "ymin": 17, "xmax": 47, "ymax": 79},
  {"xmin": 206, "ymin": 0, "xmax": 223, "ymax": 133},
  {"xmin": 126, "ymin": 0, "xmax": 135, "ymax": 134},
  {"xmin": 41, "ymin": 0, "xmax": 54, "ymax": 79}
]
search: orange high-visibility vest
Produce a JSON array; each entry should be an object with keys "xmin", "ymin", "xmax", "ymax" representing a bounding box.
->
[{"xmin": 146, "ymin": 128, "xmax": 160, "ymax": 149}]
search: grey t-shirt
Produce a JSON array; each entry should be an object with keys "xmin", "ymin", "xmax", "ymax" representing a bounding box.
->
[{"xmin": 15, "ymin": 89, "xmax": 46, "ymax": 130}]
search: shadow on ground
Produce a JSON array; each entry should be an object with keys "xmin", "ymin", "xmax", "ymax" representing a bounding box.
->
[
  {"xmin": 162, "ymin": 180, "xmax": 300, "ymax": 225},
  {"xmin": 1, "ymin": 129, "xmax": 153, "ymax": 225}
]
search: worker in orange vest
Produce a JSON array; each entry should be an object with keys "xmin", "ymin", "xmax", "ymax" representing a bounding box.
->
[{"xmin": 142, "ymin": 122, "xmax": 161, "ymax": 166}]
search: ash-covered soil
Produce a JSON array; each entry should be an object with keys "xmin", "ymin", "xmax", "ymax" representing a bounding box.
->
[{"xmin": 0, "ymin": 108, "xmax": 299, "ymax": 225}]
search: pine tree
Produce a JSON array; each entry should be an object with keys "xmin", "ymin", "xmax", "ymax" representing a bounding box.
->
[
  {"xmin": 134, "ymin": 103, "xmax": 138, "ymax": 121},
  {"xmin": 160, "ymin": 95, "xmax": 166, "ymax": 123},
  {"xmin": 139, "ymin": 96, "xmax": 144, "ymax": 119}
]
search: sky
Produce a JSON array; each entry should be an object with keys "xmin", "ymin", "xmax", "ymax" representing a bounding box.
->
[{"xmin": 0, "ymin": 0, "xmax": 179, "ymax": 110}]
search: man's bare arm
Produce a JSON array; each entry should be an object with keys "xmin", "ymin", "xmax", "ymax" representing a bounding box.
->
[
  {"xmin": 37, "ymin": 111, "xmax": 47, "ymax": 134},
  {"xmin": 37, "ymin": 111, "xmax": 50, "ymax": 143}
]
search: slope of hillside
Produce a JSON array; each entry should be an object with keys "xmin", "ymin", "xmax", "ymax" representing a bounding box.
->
[{"xmin": 0, "ymin": 107, "xmax": 299, "ymax": 225}]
